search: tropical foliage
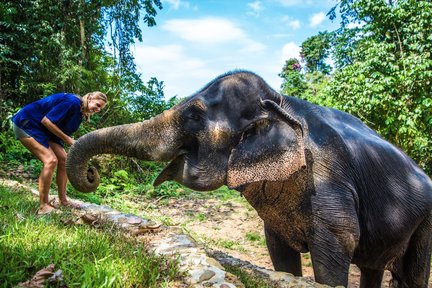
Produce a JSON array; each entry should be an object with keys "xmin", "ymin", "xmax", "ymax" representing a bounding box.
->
[
  {"xmin": 0, "ymin": 0, "xmax": 179, "ymax": 200},
  {"xmin": 280, "ymin": 0, "xmax": 432, "ymax": 175},
  {"xmin": 0, "ymin": 0, "xmax": 166, "ymax": 128}
]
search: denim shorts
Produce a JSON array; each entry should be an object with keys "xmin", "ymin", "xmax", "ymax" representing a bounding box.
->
[{"xmin": 13, "ymin": 122, "xmax": 31, "ymax": 139}]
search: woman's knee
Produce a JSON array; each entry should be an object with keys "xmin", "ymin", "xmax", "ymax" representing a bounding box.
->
[
  {"xmin": 43, "ymin": 155, "xmax": 58, "ymax": 169},
  {"xmin": 57, "ymin": 155, "xmax": 66, "ymax": 168},
  {"xmin": 49, "ymin": 142, "xmax": 67, "ymax": 167}
]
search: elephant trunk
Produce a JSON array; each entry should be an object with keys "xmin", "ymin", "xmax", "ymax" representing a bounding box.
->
[{"xmin": 66, "ymin": 111, "xmax": 179, "ymax": 192}]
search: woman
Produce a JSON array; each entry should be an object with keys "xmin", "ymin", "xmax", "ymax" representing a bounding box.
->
[{"xmin": 12, "ymin": 91, "xmax": 108, "ymax": 215}]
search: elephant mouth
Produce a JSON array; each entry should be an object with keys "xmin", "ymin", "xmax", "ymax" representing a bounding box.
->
[
  {"xmin": 153, "ymin": 154, "xmax": 186, "ymax": 187},
  {"xmin": 153, "ymin": 152, "xmax": 222, "ymax": 191}
]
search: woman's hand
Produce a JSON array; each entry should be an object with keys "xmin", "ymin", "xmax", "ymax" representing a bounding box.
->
[
  {"xmin": 41, "ymin": 116, "xmax": 75, "ymax": 146},
  {"xmin": 66, "ymin": 137, "xmax": 75, "ymax": 146}
]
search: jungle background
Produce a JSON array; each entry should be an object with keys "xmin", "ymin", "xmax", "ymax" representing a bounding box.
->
[{"xmin": 0, "ymin": 0, "xmax": 431, "ymax": 287}]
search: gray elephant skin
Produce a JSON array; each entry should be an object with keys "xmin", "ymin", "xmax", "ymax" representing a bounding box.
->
[{"xmin": 66, "ymin": 71, "xmax": 432, "ymax": 287}]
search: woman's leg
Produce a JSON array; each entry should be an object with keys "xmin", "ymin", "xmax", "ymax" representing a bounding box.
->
[
  {"xmin": 49, "ymin": 141, "xmax": 68, "ymax": 204},
  {"xmin": 19, "ymin": 137, "xmax": 58, "ymax": 213}
]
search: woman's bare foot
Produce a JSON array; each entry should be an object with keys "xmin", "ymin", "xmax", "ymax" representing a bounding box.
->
[
  {"xmin": 37, "ymin": 204, "xmax": 58, "ymax": 215},
  {"xmin": 48, "ymin": 198, "xmax": 81, "ymax": 209},
  {"xmin": 60, "ymin": 201, "xmax": 81, "ymax": 209}
]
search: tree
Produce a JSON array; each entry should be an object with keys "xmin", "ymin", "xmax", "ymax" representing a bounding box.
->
[
  {"xmin": 0, "ymin": 0, "xmax": 163, "ymax": 120},
  {"xmin": 279, "ymin": 49, "xmax": 331, "ymax": 104},
  {"xmin": 300, "ymin": 31, "xmax": 332, "ymax": 74},
  {"xmin": 323, "ymin": 0, "xmax": 432, "ymax": 174},
  {"xmin": 126, "ymin": 77, "xmax": 176, "ymax": 122},
  {"xmin": 103, "ymin": 0, "xmax": 162, "ymax": 84},
  {"xmin": 279, "ymin": 58, "xmax": 307, "ymax": 97}
]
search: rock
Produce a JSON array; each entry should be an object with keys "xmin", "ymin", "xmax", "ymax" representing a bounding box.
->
[
  {"xmin": 199, "ymin": 270, "xmax": 216, "ymax": 281},
  {"xmin": 206, "ymin": 257, "xmax": 225, "ymax": 270},
  {"xmin": 127, "ymin": 216, "xmax": 142, "ymax": 224}
]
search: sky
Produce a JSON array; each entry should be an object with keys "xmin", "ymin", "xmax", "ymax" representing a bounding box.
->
[{"xmin": 133, "ymin": 0, "xmax": 340, "ymax": 99}]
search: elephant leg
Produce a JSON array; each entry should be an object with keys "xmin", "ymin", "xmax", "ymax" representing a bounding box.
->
[
  {"xmin": 309, "ymin": 226, "xmax": 353, "ymax": 286},
  {"xmin": 359, "ymin": 267, "xmax": 384, "ymax": 288},
  {"xmin": 309, "ymin": 248, "xmax": 351, "ymax": 286},
  {"xmin": 264, "ymin": 224, "xmax": 302, "ymax": 276},
  {"xmin": 399, "ymin": 214, "xmax": 432, "ymax": 288}
]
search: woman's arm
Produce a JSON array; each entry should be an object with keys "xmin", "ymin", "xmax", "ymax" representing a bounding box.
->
[{"xmin": 41, "ymin": 116, "xmax": 74, "ymax": 146}]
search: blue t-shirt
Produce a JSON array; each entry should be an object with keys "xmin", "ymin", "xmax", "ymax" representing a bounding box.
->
[{"xmin": 12, "ymin": 93, "xmax": 83, "ymax": 148}]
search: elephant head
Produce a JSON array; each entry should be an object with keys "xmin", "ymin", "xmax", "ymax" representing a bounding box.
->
[{"xmin": 66, "ymin": 71, "xmax": 306, "ymax": 193}]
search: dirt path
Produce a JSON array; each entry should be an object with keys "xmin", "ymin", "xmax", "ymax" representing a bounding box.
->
[{"xmin": 143, "ymin": 195, "xmax": 396, "ymax": 288}]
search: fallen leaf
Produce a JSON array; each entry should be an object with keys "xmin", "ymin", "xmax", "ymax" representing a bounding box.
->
[
  {"xmin": 17, "ymin": 264, "xmax": 55, "ymax": 288},
  {"xmin": 81, "ymin": 213, "xmax": 102, "ymax": 227}
]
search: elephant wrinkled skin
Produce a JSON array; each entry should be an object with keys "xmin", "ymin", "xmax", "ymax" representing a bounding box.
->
[{"xmin": 66, "ymin": 71, "xmax": 432, "ymax": 287}]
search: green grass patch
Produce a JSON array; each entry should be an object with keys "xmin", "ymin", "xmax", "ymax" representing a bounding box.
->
[
  {"xmin": 194, "ymin": 213, "xmax": 207, "ymax": 222},
  {"xmin": 245, "ymin": 232, "xmax": 266, "ymax": 246},
  {"xmin": 0, "ymin": 185, "xmax": 183, "ymax": 287},
  {"xmin": 196, "ymin": 186, "xmax": 242, "ymax": 201},
  {"xmin": 224, "ymin": 265, "xmax": 276, "ymax": 288},
  {"xmin": 67, "ymin": 177, "xmax": 245, "ymax": 223}
]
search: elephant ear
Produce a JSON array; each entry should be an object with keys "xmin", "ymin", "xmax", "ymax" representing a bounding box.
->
[{"xmin": 227, "ymin": 99, "xmax": 306, "ymax": 188}]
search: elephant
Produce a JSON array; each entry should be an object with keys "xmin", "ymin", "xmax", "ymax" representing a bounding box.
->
[{"xmin": 66, "ymin": 70, "xmax": 432, "ymax": 287}]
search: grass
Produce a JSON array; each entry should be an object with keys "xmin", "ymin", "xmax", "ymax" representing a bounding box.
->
[
  {"xmin": 0, "ymin": 184, "xmax": 183, "ymax": 287},
  {"xmin": 245, "ymin": 232, "xmax": 266, "ymax": 246},
  {"xmin": 66, "ymin": 174, "xmax": 246, "ymax": 219},
  {"xmin": 224, "ymin": 265, "xmax": 277, "ymax": 288},
  {"xmin": 192, "ymin": 233, "xmax": 248, "ymax": 253},
  {"xmin": 66, "ymin": 176, "xmax": 247, "ymax": 230}
]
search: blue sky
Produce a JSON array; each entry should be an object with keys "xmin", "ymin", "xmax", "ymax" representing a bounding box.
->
[{"xmin": 133, "ymin": 0, "xmax": 340, "ymax": 99}]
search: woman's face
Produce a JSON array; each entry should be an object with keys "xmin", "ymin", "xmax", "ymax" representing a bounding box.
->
[{"xmin": 87, "ymin": 97, "xmax": 106, "ymax": 115}]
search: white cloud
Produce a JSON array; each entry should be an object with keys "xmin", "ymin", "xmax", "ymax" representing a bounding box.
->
[
  {"xmin": 162, "ymin": 18, "xmax": 247, "ymax": 45},
  {"xmin": 163, "ymin": 0, "xmax": 190, "ymax": 10},
  {"xmin": 288, "ymin": 19, "xmax": 301, "ymax": 30},
  {"xmin": 281, "ymin": 16, "xmax": 301, "ymax": 30},
  {"xmin": 247, "ymin": 1, "xmax": 263, "ymax": 16},
  {"xmin": 133, "ymin": 44, "xmax": 218, "ymax": 98},
  {"xmin": 309, "ymin": 12, "xmax": 326, "ymax": 27},
  {"xmin": 275, "ymin": 0, "xmax": 314, "ymax": 6},
  {"xmin": 281, "ymin": 42, "xmax": 301, "ymax": 62},
  {"xmin": 270, "ymin": 33, "xmax": 293, "ymax": 39},
  {"xmin": 133, "ymin": 17, "xmax": 271, "ymax": 98},
  {"xmin": 133, "ymin": 41, "xmax": 270, "ymax": 98},
  {"xmin": 161, "ymin": 17, "xmax": 266, "ymax": 54},
  {"xmin": 276, "ymin": 0, "xmax": 301, "ymax": 6},
  {"xmin": 241, "ymin": 41, "xmax": 267, "ymax": 53}
]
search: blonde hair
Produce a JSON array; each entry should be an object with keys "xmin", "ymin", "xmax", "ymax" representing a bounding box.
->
[{"xmin": 81, "ymin": 91, "xmax": 108, "ymax": 120}]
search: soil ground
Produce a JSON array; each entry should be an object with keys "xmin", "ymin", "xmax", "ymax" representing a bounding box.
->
[{"xmin": 144, "ymin": 194, "xmax": 400, "ymax": 288}]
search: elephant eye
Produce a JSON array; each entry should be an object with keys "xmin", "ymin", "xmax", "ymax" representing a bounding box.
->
[
  {"xmin": 183, "ymin": 107, "xmax": 206, "ymax": 132},
  {"xmin": 189, "ymin": 113, "xmax": 202, "ymax": 121},
  {"xmin": 185, "ymin": 106, "xmax": 205, "ymax": 122},
  {"xmin": 241, "ymin": 119, "xmax": 270, "ymax": 139}
]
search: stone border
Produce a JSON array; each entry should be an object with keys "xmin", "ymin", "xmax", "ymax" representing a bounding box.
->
[{"xmin": 1, "ymin": 179, "xmax": 330, "ymax": 288}]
